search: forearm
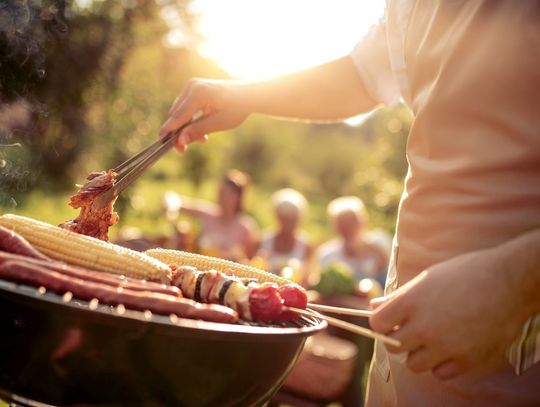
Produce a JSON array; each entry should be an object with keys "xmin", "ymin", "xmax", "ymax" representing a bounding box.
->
[
  {"xmin": 179, "ymin": 197, "xmax": 216, "ymax": 219},
  {"xmin": 235, "ymin": 56, "xmax": 377, "ymax": 121},
  {"xmin": 161, "ymin": 55, "xmax": 379, "ymax": 147}
]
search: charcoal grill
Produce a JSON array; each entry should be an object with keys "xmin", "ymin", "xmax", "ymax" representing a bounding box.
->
[{"xmin": 0, "ymin": 279, "xmax": 326, "ymax": 406}]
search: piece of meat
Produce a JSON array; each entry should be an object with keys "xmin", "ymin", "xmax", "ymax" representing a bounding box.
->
[
  {"xmin": 0, "ymin": 226, "xmax": 50, "ymax": 260},
  {"xmin": 0, "ymin": 252, "xmax": 181, "ymax": 297},
  {"xmin": 60, "ymin": 170, "xmax": 119, "ymax": 241},
  {"xmin": 0, "ymin": 260, "xmax": 238, "ymax": 324},
  {"xmin": 199, "ymin": 270, "xmax": 220, "ymax": 303}
]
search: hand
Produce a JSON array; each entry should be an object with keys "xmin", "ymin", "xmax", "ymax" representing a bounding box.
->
[
  {"xmin": 369, "ymin": 248, "xmax": 529, "ymax": 380},
  {"xmin": 160, "ymin": 79, "xmax": 250, "ymax": 152}
]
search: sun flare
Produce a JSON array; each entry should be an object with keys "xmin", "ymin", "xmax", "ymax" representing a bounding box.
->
[{"xmin": 191, "ymin": 0, "xmax": 385, "ymax": 80}]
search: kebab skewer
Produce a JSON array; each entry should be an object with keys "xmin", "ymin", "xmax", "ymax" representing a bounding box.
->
[
  {"xmin": 170, "ymin": 265, "xmax": 308, "ymax": 322},
  {"xmin": 169, "ymin": 265, "xmax": 401, "ymax": 346}
]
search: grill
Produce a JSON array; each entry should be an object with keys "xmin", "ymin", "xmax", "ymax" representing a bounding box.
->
[{"xmin": 0, "ymin": 279, "xmax": 326, "ymax": 407}]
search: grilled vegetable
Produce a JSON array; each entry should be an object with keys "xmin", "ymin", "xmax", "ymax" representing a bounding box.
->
[
  {"xmin": 0, "ymin": 214, "xmax": 171, "ymax": 283},
  {"xmin": 146, "ymin": 248, "xmax": 290, "ymax": 286}
]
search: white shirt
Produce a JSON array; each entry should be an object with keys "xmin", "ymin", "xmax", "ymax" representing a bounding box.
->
[{"xmin": 351, "ymin": 0, "xmax": 540, "ymax": 378}]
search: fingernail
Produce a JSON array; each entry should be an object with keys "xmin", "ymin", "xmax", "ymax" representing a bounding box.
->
[{"xmin": 175, "ymin": 143, "xmax": 187, "ymax": 153}]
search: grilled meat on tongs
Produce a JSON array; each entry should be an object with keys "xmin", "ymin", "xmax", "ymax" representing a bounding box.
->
[{"xmin": 60, "ymin": 170, "xmax": 119, "ymax": 241}]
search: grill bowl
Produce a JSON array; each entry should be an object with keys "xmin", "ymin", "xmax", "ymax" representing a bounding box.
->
[{"xmin": 0, "ymin": 280, "xmax": 326, "ymax": 407}]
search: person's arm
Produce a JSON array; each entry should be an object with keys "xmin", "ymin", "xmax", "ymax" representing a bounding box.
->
[
  {"xmin": 178, "ymin": 196, "xmax": 218, "ymax": 219},
  {"xmin": 241, "ymin": 217, "xmax": 259, "ymax": 260},
  {"xmin": 160, "ymin": 56, "xmax": 377, "ymax": 151},
  {"xmin": 369, "ymin": 228, "xmax": 540, "ymax": 380}
]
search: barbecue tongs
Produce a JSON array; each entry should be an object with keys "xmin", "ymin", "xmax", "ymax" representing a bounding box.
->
[{"xmin": 93, "ymin": 117, "xmax": 199, "ymax": 208}]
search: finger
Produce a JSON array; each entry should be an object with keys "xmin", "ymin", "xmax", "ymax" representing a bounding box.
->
[
  {"xmin": 168, "ymin": 81, "xmax": 195, "ymax": 115},
  {"xmin": 175, "ymin": 111, "xmax": 233, "ymax": 148},
  {"xmin": 160, "ymin": 96, "xmax": 202, "ymax": 137},
  {"xmin": 369, "ymin": 293, "xmax": 409, "ymax": 335},
  {"xmin": 168, "ymin": 94, "xmax": 182, "ymax": 116},
  {"xmin": 405, "ymin": 346, "xmax": 447, "ymax": 373},
  {"xmin": 385, "ymin": 323, "xmax": 423, "ymax": 354},
  {"xmin": 197, "ymin": 134, "xmax": 209, "ymax": 144},
  {"xmin": 432, "ymin": 359, "xmax": 463, "ymax": 381},
  {"xmin": 175, "ymin": 142, "xmax": 188, "ymax": 154},
  {"xmin": 175, "ymin": 134, "xmax": 207, "ymax": 151}
]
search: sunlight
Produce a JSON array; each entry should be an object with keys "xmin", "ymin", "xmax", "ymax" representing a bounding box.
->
[{"xmin": 192, "ymin": 0, "xmax": 385, "ymax": 80}]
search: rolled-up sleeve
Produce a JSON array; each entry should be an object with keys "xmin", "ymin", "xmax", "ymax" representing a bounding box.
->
[{"xmin": 350, "ymin": 18, "xmax": 401, "ymax": 106}]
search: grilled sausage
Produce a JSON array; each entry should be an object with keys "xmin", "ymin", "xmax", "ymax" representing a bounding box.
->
[
  {"xmin": 0, "ymin": 226, "xmax": 50, "ymax": 260},
  {"xmin": 0, "ymin": 252, "xmax": 181, "ymax": 297},
  {"xmin": 0, "ymin": 260, "xmax": 238, "ymax": 324}
]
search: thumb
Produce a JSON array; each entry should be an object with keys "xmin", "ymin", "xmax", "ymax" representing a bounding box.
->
[
  {"xmin": 176, "ymin": 111, "xmax": 238, "ymax": 149},
  {"xmin": 370, "ymin": 296, "xmax": 387, "ymax": 310}
]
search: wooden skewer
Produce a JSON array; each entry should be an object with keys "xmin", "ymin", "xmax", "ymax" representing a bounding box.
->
[
  {"xmin": 307, "ymin": 303, "xmax": 373, "ymax": 318},
  {"xmin": 286, "ymin": 306, "xmax": 401, "ymax": 348}
]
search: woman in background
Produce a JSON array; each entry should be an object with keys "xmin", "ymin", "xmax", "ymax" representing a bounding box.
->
[
  {"xmin": 163, "ymin": 169, "xmax": 258, "ymax": 262},
  {"xmin": 257, "ymin": 188, "xmax": 312, "ymax": 286}
]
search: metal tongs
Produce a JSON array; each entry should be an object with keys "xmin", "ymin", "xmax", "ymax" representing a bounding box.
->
[{"xmin": 93, "ymin": 117, "xmax": 198, "ymax": 208}]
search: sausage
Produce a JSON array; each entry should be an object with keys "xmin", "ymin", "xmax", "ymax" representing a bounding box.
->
[
  {"xmin": 0, "ymin": 226, "xmax": 50, "ymax": 260},
  {"xmin": 0, "ymin": 252, "xmax": 181, "ymax": 297},
  {"xmin": 0, "ymin": 260, "xmax": 238, "ymax": 324}
]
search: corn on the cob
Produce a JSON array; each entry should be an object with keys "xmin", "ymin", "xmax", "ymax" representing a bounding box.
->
[
  {"xmin": 0, "ymin": 214, "xmax": 171, "ymax": 283},
  {"xmin": 145, "ymin": 248, "xmax": 292, "ymax": 286}
]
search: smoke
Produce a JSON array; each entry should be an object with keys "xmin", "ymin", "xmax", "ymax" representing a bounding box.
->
[
  {"xmin": 0, "ymin": 0, "xmax": 67, "ymax": 206},
  {"xmin": 0, "ymin": 0, "xmax": 67, "ymax": 103}
]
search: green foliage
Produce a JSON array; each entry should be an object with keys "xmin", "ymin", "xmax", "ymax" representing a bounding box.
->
[
  {"xmin": 313, "ymin": 262, "xmax": 357, "ymax": 295},
  {"xmin": 0, "ymin": 1, "xmax": 412, "ymax": 245}
]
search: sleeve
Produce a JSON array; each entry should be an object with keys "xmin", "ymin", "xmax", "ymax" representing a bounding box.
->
[{"xmin": 350, "ymin": 17, "xmax": 401, "ymax": 106}]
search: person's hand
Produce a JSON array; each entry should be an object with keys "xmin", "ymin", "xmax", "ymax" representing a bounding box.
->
[
  {"xmin": 160, "ymin": 79, "xmax": 250, "ymax": 152},
  {"xmin": 369, "ymin": 247, "xmax": 529, "ymax": 381}
]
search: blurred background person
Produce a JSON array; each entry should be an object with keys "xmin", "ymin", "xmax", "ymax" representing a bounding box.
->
[
  {"xmin": 164, "ymin": 219, "xmax": 195, "ymax": 252},
  {"xmin": 256, "ymin": 188, "xmax": 313, "ymax": 286},
  {"xmin": 163, "ymin": 169, "xmax": 258, "ymax": 262},
  {"xmin": 317, "ymin": 196, "xmax": 388, "ymax": 287}
]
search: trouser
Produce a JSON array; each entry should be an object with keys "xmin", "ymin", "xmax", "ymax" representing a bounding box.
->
[{"xmin": 365, "ymin": 340, "xmax": 540, "ymax": 407}]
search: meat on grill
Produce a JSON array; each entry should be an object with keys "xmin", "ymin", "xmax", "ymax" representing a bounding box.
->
[{"xmin": 60, "ymin": 170, "xmax": 119, "ymax": 241}]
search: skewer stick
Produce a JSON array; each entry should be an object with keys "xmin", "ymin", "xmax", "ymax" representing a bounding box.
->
[
  {"xmin": 286, "ymin": 307, "xmax": 401, "ymax": 348},
  {"xmin": 307, "ymin": 303, "xmax": 373, "ymax": 318}
]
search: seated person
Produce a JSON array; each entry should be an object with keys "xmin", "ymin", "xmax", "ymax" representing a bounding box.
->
[
  {"xmin": 163, "ymin": 169, "xmax": 258, "ymax": 262},
  {"xmin": 317, "ymin": 196, "xmax": 388, "ymax": 287},
  {"xmin": 257, "ymin": 188, "xmax": 312, "ymax": 285}
]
